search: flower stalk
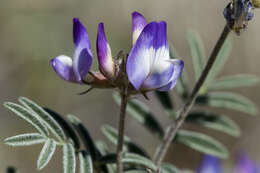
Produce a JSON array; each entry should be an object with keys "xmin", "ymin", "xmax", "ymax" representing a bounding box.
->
[
  {"xmin": 153, "ymin": 24, "xmax": 231, "ymax": 166},
  {"xmin": 116, "ymin": 84, "xmax": 128, "ymax": 173}
]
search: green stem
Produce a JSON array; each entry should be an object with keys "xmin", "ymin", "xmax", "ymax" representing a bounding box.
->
[
  {"xmin": 116, "ymin": 86, "xmax": 128, "ymax": 173},
  {"xmin": 153, "ymin": 24, "xmax": 231, "ymax": 166}
]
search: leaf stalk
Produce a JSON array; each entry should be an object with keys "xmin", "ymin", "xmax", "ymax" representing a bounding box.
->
[{"xmin": 153, "ymin": 24, "xmax": 231, "ymax": 166}]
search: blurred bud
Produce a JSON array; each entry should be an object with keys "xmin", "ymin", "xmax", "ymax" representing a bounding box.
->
[
  {"xmin": 6, "ymin": 167, "xmax": 17, "ymax": 173},
  {"xmin": 97, "ymin": 23, "xmax": 119, "ymax": 81},
  {"xmin": 253, "ymin": 0, "xmax": 260, "ymax": 7},
  {"xmin": 223, "ymin": 0, "xmax": 254, "ymax": 35}
]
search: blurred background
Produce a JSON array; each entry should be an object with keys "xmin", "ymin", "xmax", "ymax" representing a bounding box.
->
[{"xmin": 1, "ymin": 0, "xmax": 260, "ymax": 172}]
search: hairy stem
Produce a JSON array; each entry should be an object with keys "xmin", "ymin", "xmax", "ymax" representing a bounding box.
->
[
  {"xmin": 153, "ymin": 24, "xmax": 231, "ymax": 166},
  {"xmin": 117, "ymin": 86, "xmax": 128, "ymax": 173}
]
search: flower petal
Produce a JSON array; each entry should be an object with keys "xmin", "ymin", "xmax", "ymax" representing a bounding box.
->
[
  {"xmin": 157, "ymin": 59, "xmax": 184, "ymax": 91},
  {"xmin": 223, "ymin": 3, "xmax": 233, "ymax": 22},
  {"xmin": 132, "ymin": 11, "xmax": 147, "ymax": 45},
  {"xmin": 142, "ymin": 21, "xmax": 173, "ymax": 89},
  {"xmin": 97, "ymin": 23, "xmax": 115, "ymax": 79},
  {"xmin": 127, "ymin": 21, "xmax": 173, "ymax": 90},
  {"xmin": 127, "ymin": 22, "xmax": 157, "ymax": 90},
  {"xmin": 51, "ymin": 55, "xmax": 78, "ymax": 83},
  {"xmin": 143, "ymin": 60, "xmax": 174, "ymax": 89},
  {"xmin": 234, "ymin": 0, "xmax": 245, "ymax": 19},
  {"xmin": 73, "ymin": 18, "xmax": 91, "ymax": 50},
  {"xmin": 197, "ymin": 155, "xmax": 221, "ymax": 173},
  {"xmin": 72, "ymin": 18, "xmax": 93, "ymax": 82},
  {"xmin": 245, "ymin": 2, "xmax": 254, "ymax": 21}
]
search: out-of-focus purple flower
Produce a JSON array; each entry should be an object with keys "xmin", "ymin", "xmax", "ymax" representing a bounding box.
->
[
  {"xmin": 223, "ymin": 0, "xmax": 254, "ymax": 34},
  {"xmin": 235, "ymin": 155, "xmax": 259, "ymax": 173},
  {"xmin": 197, "ymin": 155, "xmax": 222, "ymax": 173},
  {"xmin": 51, "ymin": 18, "xmax": 93, "ymax": 84},
  {"xmin": 127, "ymin": 12, "xmax": 184, "ymax": 91},
  {"xmin": 197, "ymin": 155, "xmax": 259, "ymax": 173}
]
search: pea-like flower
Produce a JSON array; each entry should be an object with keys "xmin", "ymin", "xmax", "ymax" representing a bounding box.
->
[
  {"xmin": 51, "ymin": 18, "xmax": 93, "ymax": 84},
  {"xmin": 127, "ymin": 12, "xmax": 184, "ymax": 91},
  {"xmin": 223, "ymin": 0, "xmax": 254, "ymax": 34},
  {"xmin": 97, "ymin": 23, "xmax": 118, "ymax": 81},
  {"xmin": 51, "ymin": 18, "xmax": 115, "ymax": 88},
  {"xmin": 197, "ymin": 155, "xmax": 222, "ymax": 173},
  {"xmin": 51, "ymin": 12, "xmax": 184, "ymax": 93},
  {"xmin": 197, "ymin": 155, "xmax": 259, "ymax": 173}
]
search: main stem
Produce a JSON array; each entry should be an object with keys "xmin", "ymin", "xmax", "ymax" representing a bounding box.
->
[
  {"xmin": 117, "ymin": 86, "xmax": 128, "ymax": 173},
  {"xmin": 154, "ymin": 24, "xmax": 231, "ymax": 166}
]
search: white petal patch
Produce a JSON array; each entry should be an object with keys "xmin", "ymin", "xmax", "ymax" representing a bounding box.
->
[
  {"xmin": 101, "ymin": 43, "xmax": 115, "ymax": 78},
  {"xmin": 167, "ymin": 59, "xmax": 184, "ymax": 81},
  {"xmin": 149, "ymin": 46, "xmax": 171, "ymax": 75},
  {"xmin": 56, "ymin": 55, "xmax": 73, "ymax": 67},
  {"xmin": 133, "ymin": 28, "xmax": 143, "ymax": 45},
  {"xmin": 51, "ymin": 55, "xmax": 78, "ymax": 82}
]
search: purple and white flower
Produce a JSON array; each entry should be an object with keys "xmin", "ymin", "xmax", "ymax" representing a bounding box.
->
[
  {"xmin": 51, "ymin": 18, "xmax": 115, "ymax": 88},
  {"xmin": 51, "ymin": 12, "xmax": 184, "ymax": 93},
  {"xmin": 97, "ymin": 23, "xmax": 117, "ymax": 80},
  {"xmin": 223, "ymin": 0, "xmax": 254, "ymax": 34},
  {"xmin": 127, "ymin": 12, "xmax": 184, "ymax": 91},
  {"xmin": 51, "ymin": 18, "xmax": 93, "ymax": 84}
]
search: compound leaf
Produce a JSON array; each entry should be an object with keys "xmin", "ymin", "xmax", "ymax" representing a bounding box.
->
[
  {"xmin": 175, "ymin": 130, "xmax": 228, "ymax": 159},
  {"xmin": 196, "ymin": 92, "xmax": 258, "ymax": 115},
  {"xmin": 4, "ymin": 102, "xmax": 48, "ymax": 136},
  {"xmin": 37, "ymin": 138, "xmax": 56, "ymax": 170},
  {"xmin": 208, "ymin": 74, "xmax": 259, "ymax": 91},
  {"xmin": 63, "ymin": 143, "xmax": 76, "ymax": 173},
  {"xmin": 18, "ymin": 97, "xmax": 66, "ymax": 141},
  {"xmin": 4, "ymin": 133, "xmax": 46, "ymax": 146}
]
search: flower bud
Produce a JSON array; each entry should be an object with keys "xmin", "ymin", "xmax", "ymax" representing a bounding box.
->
[
  {"xmin": 97, "ymin": 23, "xmax": 118, "ymax": 81},
  {"xmin": 223, "ymin": 0, "xmax": 254, "ymax": 35},
  {"xmin": 253, "ymin": 0, "xmax": 260, "ymax": 7}
]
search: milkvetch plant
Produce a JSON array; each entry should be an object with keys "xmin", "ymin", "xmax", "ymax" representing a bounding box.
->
[{"xmin": 2, "ymin": 3, "xmax": 260, "ymax": 173}]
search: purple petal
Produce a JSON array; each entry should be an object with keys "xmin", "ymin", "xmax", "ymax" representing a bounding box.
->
[
  {"xmin": 96, "ymin": 23, "xmax": 115, "ymax": 79},
  {"xmin": 73, "ymin": 18, "xmax": 91, "ymax": 50},
  {"xmin": 132, "ymin": 11, "xmax": 147, "ymax": 45},
  {"xmin": 157, "ymin": 59, "xmax": 184, "ymax": 91},
  {"xmin": 235, "ymin": 154, "xmax": 259, "ymax": 173},
  {"xmin": 127, "ymin": 21, "xmax": 172, "ymax": 90},
  {"xmin": 197, "ymin": 155, "xmax": 222, "ymax": 173},
  {"xmin": 127, "ymin": 22, "xmax": 157, "ymax": 90},
  {"xmin": 142, "ymin": 21, "xmax": 173, "ymax": 89},
  {"xmin": 51, "ymin": 55, "xmax": 78, "ymax": 83},
  {"xmin": 143, "ymin": 61, "xmax": 174, "ymax": 89},
  {"xmin": 72, "ymin": 18, "xmax": 93, "ymax": 82}
]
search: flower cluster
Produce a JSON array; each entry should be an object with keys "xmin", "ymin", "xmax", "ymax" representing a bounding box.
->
[
  {"xmin": 223, "ymin": 0, "xmax": 254, "ymax": 34},
  {"xmin": 197, "ymin": 155, "xmax": 259, "ymax": 173},
  {"xmin": 51, "ymin": 12, "xmax": 184, "ymax": 94}
]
